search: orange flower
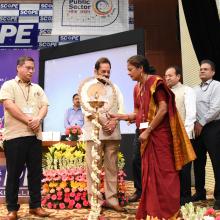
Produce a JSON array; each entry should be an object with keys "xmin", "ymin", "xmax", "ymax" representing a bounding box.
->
[{"xmin": 59, "ymin": 181, "xmax": 67, "ymax": 189}]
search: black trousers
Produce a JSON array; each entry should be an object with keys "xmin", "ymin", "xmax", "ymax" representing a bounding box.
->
[
  {"xmin": 192, "ymin": 120, "xmax": 220, "ymax": 200},
  {"xmin": 3, "ymin": 136, "xmax": 42, "ymax": 211},
  {"xmin": 180, "ymin": 161, "xmax": 192, "ymax": 198},
  {"xmin": 179, "ymin": 139, "xmax": 193, "ymax": 198},
  {"xmin": 132, "ymin": 128, "xmax": 142, "ymax": 196}
]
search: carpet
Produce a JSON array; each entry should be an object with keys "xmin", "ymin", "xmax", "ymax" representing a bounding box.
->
[{"xmin": 0, "ymin": 181, "xmax": 219, "ymax": 220}]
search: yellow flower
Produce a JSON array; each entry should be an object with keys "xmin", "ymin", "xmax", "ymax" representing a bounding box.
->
[
  {"xmin": 78, "ymin": 182, "xmax": 87, "ymax": 189},
  {"xmin": 63, "ymin": 151, "xmax": 73, "ymax": 159},
  {"xmin": 118, "ymin": 152, "xmax": 123, "ymax": 160},
  {"xmin": 48, "ymin": 146, "xmax": 56, "ymax": 154},
  {"xmin": 61, "ymin": 144, "xmax": 68, "ymax": 151},
  {"xmin": 70, "ymin": 181, "xmax": 79, "ymax": 189},
  {"xmin": 74, "ymin": 150, "xmax": 84, "ymax": 158},
  {"xmin": 42, "ymin": 183, "xmax": 49, "ymax": 190},
  {"xmin": 54, "ymin": 151, "xmax": 62, "ymax": 159},
  {"xmin": 49, "ymin": 181, "xmax": 58, "ymax": 188},
  {"xmin": 54, "ymin": 144, "xmax": 61, "ymax": 151},
  {"xmin": 59, "ymin": 181, "xmax": 67, "ymax": 189}
]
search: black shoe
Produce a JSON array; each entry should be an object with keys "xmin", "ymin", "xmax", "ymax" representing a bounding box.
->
[
  {"xmin": 128, "ymin": 193, "xmax": 141, "ymax": 202},
  {"xmin": 213, "ymin": 200, "xmax": 220, "ymax": 210},
  {"xmin": 180, "ymin": 196, "xmax": 191, "ymax": 206},
  {"xmin": 190, "ymin": 193, "xmax": 206, "ymax": 202}
]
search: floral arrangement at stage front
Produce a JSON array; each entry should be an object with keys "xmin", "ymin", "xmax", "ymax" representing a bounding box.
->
[
  {"xmin": 41, "ymin": 142, "xmax": 127, "ymax": 209},
  {"xmin": 180, "ymin": 202, "xmax": 220, "ymax": 220},
  {"xmin": 65, "ymin": 125, "xmax": 82, "ymax": 141}
]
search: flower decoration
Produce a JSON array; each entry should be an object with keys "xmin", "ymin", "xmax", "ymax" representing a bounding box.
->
[
  {"xmin": 41, "ymin": 141, "xmax": 127, "ymax": 209},
  {"xmin": 65, "ymin": 125, "xmax": 82, "ymax": 141},
  {"xmin": 180, "ymin": 203, "xmax": 220, "ymax": 220},
  {"xmin": 203, "ymin": 208, "xmax": 220, "ymax": 220}
]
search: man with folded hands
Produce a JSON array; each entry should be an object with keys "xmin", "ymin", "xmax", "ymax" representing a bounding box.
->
[{"xmin": 0, "ymin": 56, "xmax": 50, "ymax": 220}]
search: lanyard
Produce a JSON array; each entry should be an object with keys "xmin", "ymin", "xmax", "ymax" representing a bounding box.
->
[
  {"xmin": 15, "ymin": 80, "xmax": 31, "ymax": 104},
  {"xmin": 200, "ymin": 79, "xmax": 213, "ymax": 92}
]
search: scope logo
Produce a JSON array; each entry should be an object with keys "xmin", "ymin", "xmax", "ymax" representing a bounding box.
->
[
  {"xmin": 39, "ymin": 16, "xmax": 53, "ymax": 23},
  {"xmin": 59, "ymin": 35, "xmax": 80, "ymax": 42},
  {"xmin": 0, "ymin": 3, "xmax": 19, "ymax": 10},
  {"xmin": 19, "ymin": 10, "xmax": 39, "ymax": 16},
  {"xmin": 39, "ymin": 29, "xmax": 52, "ymax": 35},
  {"xmin": 40, "ymin": 3, "xmax": 53, "ymax": 10},
  {"xmin": 38, "ymin": 42, "xmax": 58, "ymax": 48},
  {"xmin": 0, "ymin": 16, "xmax": 18, "ymax": 23},
  {"xmin": 0, "ymin": 23, "xmax": 38, "ymax": 48}
]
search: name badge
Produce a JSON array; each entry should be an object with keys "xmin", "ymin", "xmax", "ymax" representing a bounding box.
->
[
  {"xmin": 139, "ymin": 122, "xmax": 149, "ymax": 129},
  {"xmin": 22, "ymin": 106, "xmax": 33, "ymax": 114}
]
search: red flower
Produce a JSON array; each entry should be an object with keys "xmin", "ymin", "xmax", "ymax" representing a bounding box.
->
[
  {"xmin": 69, "ymin": 199, "xmax": 75, "ymax": 206},
  {"xmin": 41, "ymin": 198, "xmax": 47, "ymax": 206},
  {"xmin": 68, "ymin": 204, "xmax": 74, "ymax": 209},
  {"xmin": 75, "ymin": 203, "xmax": 82, "ymax": 209},
  {"xmin": 64, "ymin": 197, "xmax": 70, "ymax": 203},
  {"xmin": 59, "ymin": 203, "xmax": 65, "ymax": 209},
  {"xmin": 65, "ymin": 125, "xmax": 82, "ymax": 136},
  {"xmin": 83, "ymin": 200, "xmax": 89, "ymax": 206},
  {"xmin": 75, "ymin": 196, "xmax": 80, "ymax": 201},
  {"xmin": 205, "ymin": 208, "xmax": 215, "ymax": 216},
  {"xmin": 57, "ymin": 191, "xmax": 62, "ymax": 197},
  {"xmin": 47, "ymin": 202, "xmax": 53, "ymax": 209},
  {"xmin": 64, "ymin": 187, "xmax": 70, "ymax": 193},
  {"xmin": 70, "ymin": 192, "xmax": 75, "ymax": 197},
  {"xmin": 57, "ymin": 196, "xmax": 62, "ymax": 201},
  {"xmin": 51, "ymin": 194, "xmax": 57, "ymax": 200}
]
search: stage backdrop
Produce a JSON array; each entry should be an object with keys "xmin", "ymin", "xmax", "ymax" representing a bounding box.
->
[{"xmin": 0, "ymin": 3, "xmax": 133, "ymax": 49}]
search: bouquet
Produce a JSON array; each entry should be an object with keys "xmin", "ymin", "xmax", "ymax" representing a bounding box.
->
[{"xmin": 65, "ymin": 125, "xmax": 82, "ymax": 141}]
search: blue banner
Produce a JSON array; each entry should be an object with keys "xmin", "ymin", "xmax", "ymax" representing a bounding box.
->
[
  {"xmin": 0, "ymin": 23, "xmax": 38, "ymax": 49},
  {"xmin": 0, "ymin": 166, "xmax": 29, "ymax": 198}
]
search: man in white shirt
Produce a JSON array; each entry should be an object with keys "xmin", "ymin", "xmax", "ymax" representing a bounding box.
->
[
  {"xmin": 81, "ymin": 57, "xmax": 125, "ymax": 212},
  {"xmin": 165, "ymin": 65, "xmax": 196, "ymax": 205},
  {"xmin": 0, "ymin": 56, "xmax": 50, "ymax": 220},
  {"xmin": 192, "ymin": 60, "xmax": 220, "ymax": 210}
]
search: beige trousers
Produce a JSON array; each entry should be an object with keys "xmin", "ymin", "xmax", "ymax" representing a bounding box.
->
[{"xmin": 85, "ymin": 140, "xmax": 120, "ymax": 206}]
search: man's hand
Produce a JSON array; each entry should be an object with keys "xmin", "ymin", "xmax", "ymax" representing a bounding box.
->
[
  {"xmin": 28, "ymin": 117, "xmax": 41, "ymax": 133},
  {"xmin": 194, "ymin": 121, "xmax": 203, "ymax": 137},
  {"xmin": 102, "ymin": 119, "xmax": 118, "ymax": 135}
]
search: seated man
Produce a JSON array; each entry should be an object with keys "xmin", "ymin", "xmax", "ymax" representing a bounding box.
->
[{"xmin": 64, "ymin": 93, "xmax": 84, "ymax": 129}]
